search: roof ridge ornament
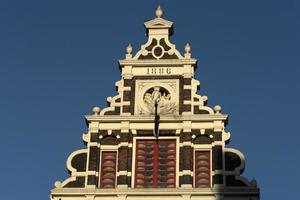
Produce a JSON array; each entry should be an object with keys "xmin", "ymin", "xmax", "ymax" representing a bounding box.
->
[
  {"xmin": 155, "ymin": 5, "xmax": 163, "ymax": 18},
  {"xmin": 126, "ymin": 44, "xmax": 133, "ymax": 59},
  {"xmin": 184, "ymin": 43, "xmax": 191, "ymax": 58}
]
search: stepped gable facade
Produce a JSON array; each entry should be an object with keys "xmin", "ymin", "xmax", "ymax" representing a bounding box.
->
[{"xmin": 51, "ymin": 6, "xmax": 260, "ymax": 200}]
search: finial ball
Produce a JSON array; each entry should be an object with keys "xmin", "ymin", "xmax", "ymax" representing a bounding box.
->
[
  {"xmin": 185, "ymin": 43, "xmax": 191, "ymax": 53},
  {"xmin": 214, "ymin": 105, "xmax": 222, "ymax": 113},
  {"xmin": 54, "ymin": 181, "xmax": 62, "ymax": 188},
  {"xmin": 92, "ymin": 106, "xmax": 100, "ymax": 115},
  {"xmin": 250, "ymin": 179, "xmax": 257, "ymax": 187},
  {"xmin": 126, "ymin": 44, "xmax": 132, "ymax": 54},
  {"xmin": 156, "ymin": 5, "xmax": 163, "ymax": 18}
]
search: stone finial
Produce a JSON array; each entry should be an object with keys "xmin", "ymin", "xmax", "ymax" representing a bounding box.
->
[
  {"xmin": 185, "ymin": 43, "xmax": 191, "ymax": 53},
  {"xmin": 126, "ymin": 44, "xmax": 132, "ymax": 59},
  {"xmin": 213, "ymin": 105, "xmax": 222, "ymax": 114},
  {"xmin": 184, "ymin": 43, "xmax": 191, "ymax": 58},
  {"xmin": 92, "ymin": 106, "xmax": 100, "ymax": 115},
  {"xmin": 126, "ymin": 44, "xmax": 132, "ymax": 54},
  {"xmin": 82, "ymin": 132, "xmax": 89, "ymax": 142},
  {"xmin": 250, "ymin": 179, "xmax": 257, "ymax": 187},
  {"xmin": 155, "ymin": 5, "xmax": 163, "ymax": 18},
  {"xmin": 107, "ymin": 96, "xmax": 112, "ymax": 102},
  {"xmin": 54, "ymin": 181, "xmax": 62, "ymax": 188}
]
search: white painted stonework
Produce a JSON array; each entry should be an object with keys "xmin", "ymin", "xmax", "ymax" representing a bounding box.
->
[
  {"xmin": 51, "ymin": 188, "xmax": 259, "ymax": 200},
  {"xmin": 50, "ymin": 6, "xmax": 259, "ymax": 200},
  {"xmin": 134, "ymin": 79, "xmax": 179, "ymax": 115}
]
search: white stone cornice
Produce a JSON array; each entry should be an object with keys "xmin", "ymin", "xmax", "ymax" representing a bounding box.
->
[
  {"xmin": 51, "ymin": 187, "xmax": 260, "ymax": 196},
  {"xmin": 119, "ymin": 59, "xmax": 197, "ymax": 66},
  {"xmin": 85, "ymin": 114, "xmax": 228, "ymax": 123}
]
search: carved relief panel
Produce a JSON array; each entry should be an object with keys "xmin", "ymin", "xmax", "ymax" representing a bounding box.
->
[{"xmin": 134, "ymin": 79, "xmax": 179, "ymax": 115}]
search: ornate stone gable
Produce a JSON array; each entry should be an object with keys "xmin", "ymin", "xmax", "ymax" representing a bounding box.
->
[{"xmin": 50, "ymin": 6, "xmax": 260, "ymax": 200}]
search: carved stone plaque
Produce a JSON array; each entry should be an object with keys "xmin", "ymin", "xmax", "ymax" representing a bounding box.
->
[{"xmin": 134, "ymin": 79, "xmax": 179, "ymax": 115}]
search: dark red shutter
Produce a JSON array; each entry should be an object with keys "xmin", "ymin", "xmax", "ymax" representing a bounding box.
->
[
  {"xmin": 135, "ymin": 140, "xmax": 176, "ymax": 188},
  {"xmin": 135, "ymin": 140, "xmax": 155, "ymax": 188},
  {"xmin": 195, "ymin": 151, "xmax": 211, "ymax": 188},
  {"xmin": 99, "ymin": 151, "xmax": 117, "ymax": 188},
  {"xmin": 158, "ymin": 140, "xmax": 176, "ymax": 188}
]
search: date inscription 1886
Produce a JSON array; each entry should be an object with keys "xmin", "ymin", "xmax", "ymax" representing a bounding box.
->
[{"xmin": 147, "ymin": 67, "xmax": 171, "ymax": 75}]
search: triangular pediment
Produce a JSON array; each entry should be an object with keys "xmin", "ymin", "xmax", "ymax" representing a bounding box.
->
[{"xmin": 144, "ymin": 17, "xmax": 173, "ymax": 29}]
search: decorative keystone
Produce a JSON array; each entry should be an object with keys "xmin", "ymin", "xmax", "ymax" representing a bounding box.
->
[
  {"xmin": 126, "ymin": 44, "xmax": 132, "ymax": 59},
  {"xmin": 213, "ymin": 105, "xmax": 222, "ymax": 114},
  {"xmin": 184, "ymin": 43, "xmax": 191, "ymax": 58},
  {"xmin": 92, "ymin": 106, "xmax": 100, "ymax": 115},
  {"xmin": 155, "ymin": 5, "xmax": 163, "ymax": 18}
]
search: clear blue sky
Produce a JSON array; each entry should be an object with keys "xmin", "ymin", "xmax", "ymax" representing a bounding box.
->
[{"xmin": 0, "ymin": 0, "xmax": 299, "ymax": 199}]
